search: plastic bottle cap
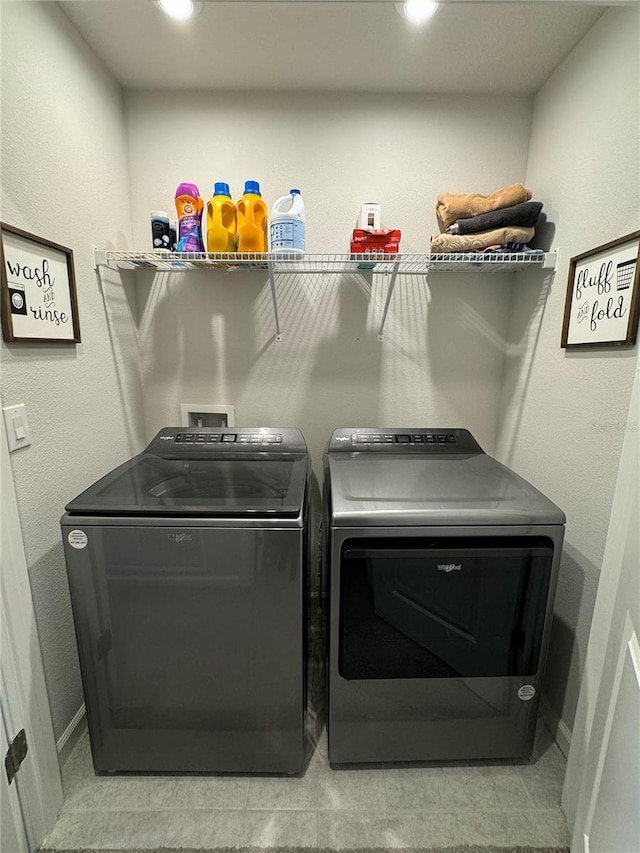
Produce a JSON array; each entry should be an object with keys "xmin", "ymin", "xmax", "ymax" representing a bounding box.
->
[
  {"xmin": 175, "ymin": 182, "xmax": 200, "ymax": 198},
  {"xmin": 244, "ymin": 180, "xmax": 261, "ymax": 196},
  {"xmin": 290, "ymin": 189, "xmax": 301, "ymax": 195},
  {"xmin": 151, "ymin": 210, "xmax": 169, "ymax": 219},
  {"xmin": 213, "ymin": 182, "xmax": 231, "ymax": 197}
]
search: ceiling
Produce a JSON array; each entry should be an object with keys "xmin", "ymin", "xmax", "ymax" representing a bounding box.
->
[{"xmin": 58, "ymin": 1, "xmax": 607, "ymax": 95}]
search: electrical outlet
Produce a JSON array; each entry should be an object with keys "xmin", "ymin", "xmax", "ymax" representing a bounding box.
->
[
  {"xmin": 3, "ymin": 404, "xmax": 32, "ymax": 452},
  {"xmin": 180, "ymin": 404, "xmax": 235, "ymax": 429}
]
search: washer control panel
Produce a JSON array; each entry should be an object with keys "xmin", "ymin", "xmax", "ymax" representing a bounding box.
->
[
  {"xmin": 174, "ymin": 432, "xmax": 283, "ymax": 444},
  {"xmin": 327, "ymin": 428, "xmax": 483, "ymax": 454},
  {"xmin": 145, "ymin": 427, "xmax": 306, "ymax": 454}
]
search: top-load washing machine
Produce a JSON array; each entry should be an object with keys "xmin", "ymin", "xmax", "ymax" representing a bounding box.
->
[
  {"xmin": 62, "ymin": 426, "xmax": 311, "ymax": 775},
  {"xmin": 323, "ymin": 427, "xmax": 565, "ymax": 766}
]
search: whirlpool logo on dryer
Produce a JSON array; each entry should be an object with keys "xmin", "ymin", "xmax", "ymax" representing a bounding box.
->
[
  {"xmin": 437, "ymin": 563, "xmax": 462, "ymax": 572},
  {"xmin": 167, "ymin": 532, "xmax": 193, "ymax": 543}
]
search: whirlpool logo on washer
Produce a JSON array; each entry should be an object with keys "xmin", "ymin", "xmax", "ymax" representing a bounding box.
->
[
  {"xmin": 167, "ymin": 533, "xmax": 193, "ymax": 543},
  {"xmin": 437, "ymin": 563, "xmax": 462, "ymax": 572}
]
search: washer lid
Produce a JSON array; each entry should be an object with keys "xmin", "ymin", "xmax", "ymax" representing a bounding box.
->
[
  {"xmin": 65, "ymin": 427, "xmax": 309, "ymax": 517},
  {"xmin": 327, "ymin": 452, "xmax": 565, "ymax": 527}
]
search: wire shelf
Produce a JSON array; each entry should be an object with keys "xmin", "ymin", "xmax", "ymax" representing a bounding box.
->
[
  {"xmin": 94, "ymin": 248, "xmax": 557, "ymax": 342},
  {"xmin": 95, "ymin": 249, "xmax": 556, "ymax": 275}
]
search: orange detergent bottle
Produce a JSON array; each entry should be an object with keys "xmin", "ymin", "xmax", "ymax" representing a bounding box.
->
[
  {"xmin": 206, "ymin": 183, "xmax": 237, "ymax": 253},
  {"xmin": 236, "ymin": 180, "xmax": 268, "ymax": 253}
]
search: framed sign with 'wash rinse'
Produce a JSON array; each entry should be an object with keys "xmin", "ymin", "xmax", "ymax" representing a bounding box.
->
[
  {"xmin": 1, "ymin": 222, "xmax": 81, "ymax": 343},
  {"xmin": 561, "ymin": 230, "xmax": 640, "ymax": 348}
]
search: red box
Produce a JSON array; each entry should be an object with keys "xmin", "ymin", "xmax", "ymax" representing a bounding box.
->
[{"xmin": 350, "ymin": 229, "xmax": 401, "ymax": 255}]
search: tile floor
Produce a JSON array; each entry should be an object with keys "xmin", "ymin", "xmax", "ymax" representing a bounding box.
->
[{"xmin": 42, "ymin": 720, "xmax": 569, "ymax": 850}]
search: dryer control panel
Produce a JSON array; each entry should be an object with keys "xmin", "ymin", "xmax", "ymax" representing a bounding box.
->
[{"xmin": 327, "ymin": 428, "xmax": 483, "ymax": 454}]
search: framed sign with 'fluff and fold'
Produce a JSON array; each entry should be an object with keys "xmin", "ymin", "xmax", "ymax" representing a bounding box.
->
[{"xmin": 562, "ymin": 230, "xmax": 640, "ymax": 349}]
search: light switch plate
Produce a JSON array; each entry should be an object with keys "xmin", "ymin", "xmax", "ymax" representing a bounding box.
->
[{"xmin": 3, "ymin": 404, "xmax": 32, "ymax": 452}]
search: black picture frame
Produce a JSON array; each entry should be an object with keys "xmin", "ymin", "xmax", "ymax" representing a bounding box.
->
[
  {"xmin": 1, "ymin": 222, "xmax": 81, "ymax": 344},
  {"xmin": 561, "ymin": 230, "xmax": 640, "ymax": 349}
]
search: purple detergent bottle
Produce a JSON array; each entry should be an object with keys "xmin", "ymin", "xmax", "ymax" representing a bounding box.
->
[{"xmin": 175, "ymin": 182, "xmax": 204, "ymax": 252}]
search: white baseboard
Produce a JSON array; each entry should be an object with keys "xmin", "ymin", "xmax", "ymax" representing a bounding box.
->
[
  {"xmin": 56, "ymin": 704, "xmax": 86, "ymax": 768},
  {"xmin": 540, "ymin": 696, "xmax": 572, "ymax": 759}
]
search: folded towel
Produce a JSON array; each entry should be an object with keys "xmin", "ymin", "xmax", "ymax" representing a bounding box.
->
[
  {"xmin": 430, "ymin": 226, "xmax": 535, "ymax": 254},
  {"xmin": 436, "ymin": 183, "xmax": 532, "ymax": 228},
  {"xmin": 447, "ymin": 201, "xmax": 543, "ymax": 235}
]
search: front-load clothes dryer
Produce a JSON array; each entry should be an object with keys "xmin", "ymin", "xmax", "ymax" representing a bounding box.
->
[
  {"xmin": 323, "ymin": 427, "xmax": 565, "ymax": 766},
  {"xmin": 62, "ymin": 426, "xmax": 311, "ymax": 775}
]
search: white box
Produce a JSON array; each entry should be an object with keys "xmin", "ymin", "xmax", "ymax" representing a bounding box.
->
[
  {"xmin": 357, "ymin": 203, "xmax": 381, "ymax": 231},
  {"xmin": 180, "ymin": 403, "xmax": 235, "ymax": 428}
]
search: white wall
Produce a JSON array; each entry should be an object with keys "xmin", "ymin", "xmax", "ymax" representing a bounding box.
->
[
  {"xmin": 496, "ymin": 6, "xmax": 639, "ymax": 736},
  {"xmin": 125, "ymin": 91, "xmax": 533, "ymax": 468},
  {"xmin": 0, "ymin": 2, "xmax": 144, "ymax": 741}
]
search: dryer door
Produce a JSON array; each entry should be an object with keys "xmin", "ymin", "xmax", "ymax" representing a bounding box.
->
[{"xmin": 339, "ymin": 535, "xmax": 554, "ymax": 680}]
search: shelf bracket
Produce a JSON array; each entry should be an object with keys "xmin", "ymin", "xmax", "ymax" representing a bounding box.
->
[
  {"xmin": 377, "ymin": 260, "xmax": 401, "ymax": 342},
  {"xmin": 93, "ymin": 246, "xmax": 107, "ymax": 269},
  {"xmin": 267, "ymin": 261, "xmax": 282, "ymax": 341},
  {"xmin": 544, "ymin": 248, "xmax": 559, "ymax": 271}
]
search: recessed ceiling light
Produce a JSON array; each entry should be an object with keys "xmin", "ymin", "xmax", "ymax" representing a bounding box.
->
[
  {"xmin": 155, "ymin": 0, "xmax": 202, "ymax": 21},
  {"xmin": 396, "ymin": 1, "xmax": 439, "ymax": 23}
]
